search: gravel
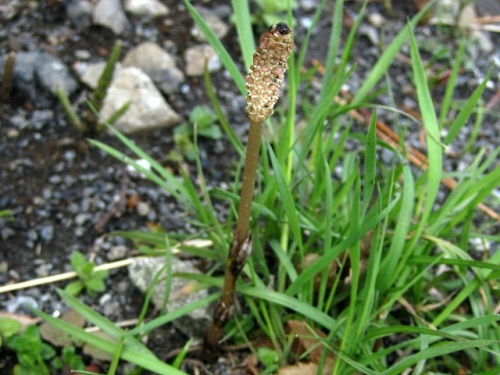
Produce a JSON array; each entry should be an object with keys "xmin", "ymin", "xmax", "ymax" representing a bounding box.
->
[{"xmin": 0, "ymin": 0, "xmax": 498, "ymax": 371}]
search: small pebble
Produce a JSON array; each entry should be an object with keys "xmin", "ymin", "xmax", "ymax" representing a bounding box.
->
[
  {"xmin": 75, "ymin": 49, "xmax": 91, "ymax": 60},
  {"xmin": 107, "ymin": 245, "xmax": 128, "ymax": 260},
  {"xmin": 368, "ymin": 13, "xmax": 384, "ymax": 27},
  {"xmin": 136, "ymin": 201, "xmax": 150, "ymax": 216}
]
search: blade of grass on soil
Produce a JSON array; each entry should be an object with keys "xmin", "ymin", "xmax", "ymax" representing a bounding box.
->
[{"xmin": 182, "ymin": 0, "xmax": 245, "ymax": 94}]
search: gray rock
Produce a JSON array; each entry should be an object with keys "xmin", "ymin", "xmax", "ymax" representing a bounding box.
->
[
  {"xmin": 368, "ymin": 13, "xmax": 385, "ymax": 28},
  {"xmin": 191, "ymin": 6, "xmax": 229, "ymax": 42},
  {"xmin": 122, "ymin": 42, "xmax": 184, "ymax": 95},
  {"xmin": 93, "ymin": 0, "xmax": 129, "ymax": 35},
  {"xmin": 184, "ymin": 44, "xmax": 221, "ymax": 77},
  {"xmin": 1, "ymin": 227, "xmax": 15, "ymax": 241},
  {"xmin": 0, "ymin": 52, "xmax": 77, "ymax": 107},
  {"xmin": 39, "ymin": 225, "xmax": 54, "ymax": 242},
  {"xmin": 300, "ymin": 0, "xmax": 317, "ymax": 11},
  {"xmin": 107, "ymin": 244, "xmax": 128, "ymax": 260},
  {"xmin": 66, "ymin": 0, "xmax": 94, "ymax": 29},
  {"xmin": 4, "ymin": 295, "xmax": 39, "ymax": 313},
  {"xmin": 359, "ymin": 24, "xmax": 379, "ymax": 46},
  {"xmin": 124, "ymin": 0, "xmax": 169, "ymax": 18},
  {"xmin": 99, "ymin": 293, "xmax": 121, "ymax": 316},
  {"xmin": 128, "ymin": 256, "xmax": 211, "ymax": 338},
  {"xmin": 31, "ymin": 110, "xmax": 54, "ymax": 130},
  {"xmin": 97, "ymin": 67, "xmax": 181, "ymax": 133},
  {"xmin": 75, "ymin": 49, "xmax": 92, "ymax": 60}
]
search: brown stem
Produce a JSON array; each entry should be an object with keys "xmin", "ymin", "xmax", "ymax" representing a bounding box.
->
[
  {"xmin": 205, "ymin": 22, "xmax": 292, "ymax": 354},
  {"xmin": 205, "ymin": 120, "xmax": 263, "ymax": 351},
  {"xmin": 1, "ymin": 52, "xmax": 16, "ymax": 104},
  {"xmin": 234, "ymin": 119, "xmax": 264, "ymax": 250}
]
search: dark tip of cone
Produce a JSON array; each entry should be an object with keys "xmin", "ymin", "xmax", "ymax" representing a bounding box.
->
[{"xmin": 272, "ymin": 22, "xmax": 291, "ymax": 36}]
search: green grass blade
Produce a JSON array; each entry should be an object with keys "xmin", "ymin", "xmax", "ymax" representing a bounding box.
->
[
  {"xmin": 269, "ymin": 239, "xmax": 298, "ymax": 282},
  {"xmin": 104, "ymin": 100, "xmax": 130, "ymax": 126},
  {"xmin": 268, "ymin": 143, "xmax": 304, "ymax": 253},
  {"xmin": 352, "ymin": 0, "xmax": 435, "ymax": 106},
  {"xmin": 444, "ymin": 67, "xmax": 492, "ymax": 145},
  {"xmin": 438, "ymin": 38, "xmax": 465, "ymax": 127},
  {"xmin": 231, "ymin": 0, "xmax": 254, "ymax": 70},
  {"xmin": 381, "ymin": 340, "xmax": 499, "ymax": 375},
  {"xmin": 92, "ymin": 40, "xmax": 122, "ymax": 107},
  {"xmin": 442, "ymin": 315, "xmax": 500, "ymax": 333},
  {"xmin": 204, "ymin": 68, "xmax": 244, "ymax": 154},
  {"xmin": 240, "ymin": 285, "xmax": 336, "ymax": 330},
  {"xmin": 378, "ymin": 163, "xmax": 414, "ymax": 291},
  {"xmin": 286, "ymin": 196, "xmax": 399, "ymax": 296},
  {"xmin": 172, "ymin": 338, "xmax": 193, "ymax": 369},
  {"xmin": 56, "ymin": 88, "xmax": 83, "ymax": 131},
  {"xmin": 362, "ymin": 113, "xmax": 377, "ymax": 214},
  {"xmin": 290, "ymin": 0, "xmax": 330, "ymax": 89},
  {"xmin": 88, "ymin": 139, "xmax": 190, "ymax": 207},
  {"xmin": 297, "ymin": 64, "xmax": 355, "ymax": 166},
  {"xmin": 319, "ymin": 0, "xmax": 344, "ymax": 101},
  {"xmin": 408, "ymin": 23, "xmax": 443, "ymax": 250},
  {"xmin": 31, "ymin": 307, "xmax": 186, "ymax": 375},
  {"xmin": 183, "ymin": 0, "xmax": 246, "ymax": 94},
  {"xmin": 432, "ymin": 250, "xmax": 500, "ymax": 327},
  {"xmin": 107, "ymin": 338, "xmax": 125, "ymax": 375},
  {"xmin": 55, "ymin": 289, "xmax": 153, "ymax": 356},
  {"xmin": 123, "ymin": 293, "xmax": 219, "ymax": 336},
  {"xmin": 355, "ymin": 185, "xmax": 391, "ymax": 345},
  {"xmin": 335, "ymin": 175, "xmax": 361, "ymax": 372},
  {"xmin": 409, "ymin": 256, "xmax": 500, "ymax": 272},
  {"xmin": 315, "ymin": 157, "xmax": 336, "ymax": 312},
  {"xmin": 177, "ymin": 273, "xmax": 336, "ymax": 329},
  {"xmin": 211, "ymin": 187, "xmax": 277, "ymax": 220}
]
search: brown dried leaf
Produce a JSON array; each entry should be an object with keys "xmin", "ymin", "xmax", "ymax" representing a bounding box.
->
[
  {"xmin": 62, "ymin": 309, "xmax": 86, "ymax": 327},
  {"xmin": 0, "ymin": 312, "xmax": 40, "ymax": 328},
  {"xmin": 40, "ymin": 309, "xmax": 86, "ymax": 347},
  {"xmin": 287, "ymin": 320, "xmax": 335, "ymax": 375},
  {"xmin": 40, "ymin": 321, "xmax": 73, "ymax": 347},
  {"xmin": 288, "ymin": 320, "xmax": 327, "ymax": 362},
  {"xmin": 278, "ymin": 362, "xmax": 318, "ymax": 375}
]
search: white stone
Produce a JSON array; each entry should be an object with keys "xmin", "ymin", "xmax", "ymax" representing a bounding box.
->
[
  {"xmin": 184, "ymin": 44, "xmax": 221, "ymax": 76},
  {"xmin": 93, "ymin": 0, "xmax": 128, "ymax": 35},
  {"xmin": 123, "ymin": 42, "xmax": 184, "ymax": 94},
  {"xmin": 124, "ymin": 0, "xmax": 169, "ymax": 18},
  {"xmin": 99, "ymin": 67, "xmax": 181, "ymax": 133},
  {"xmin": 191, "ymin": 6, "xmax": 229, "ymax": 42}
]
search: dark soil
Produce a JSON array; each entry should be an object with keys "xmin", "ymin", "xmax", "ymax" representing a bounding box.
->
[{"xmin": 0, "ymin": 0, "xmax": 498, "ymax": 373}]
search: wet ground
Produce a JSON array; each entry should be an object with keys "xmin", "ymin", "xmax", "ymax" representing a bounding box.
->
[{"xmin": 0, "ymin": 0, "xmax": 499, "ymax": 373}]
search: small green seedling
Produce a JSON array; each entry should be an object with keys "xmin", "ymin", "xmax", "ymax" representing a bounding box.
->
[
  {"xmin": 51, "ymin": 346, "xmax": 85, "ymax": 373},
  {"xmin": 6, "ymin": 324, "xmax": 55, "ymax": 375},
  {"xmin": 65, "ymin": 251, "xmax": 108, "ymax": 297},
  {"xmin": 0, "ymin": 208, "xmax": 13, "ymax": 220},
  {"xmin": 257, "ymin": 347, "xmax": 280, "ymax": 372},
  {"xmin": 0, "ymin": 317, "xmax": 22, "ymax": 346},
  {"xmin": 171, "ymin": 105, "xmax": 222, "ymax": 161}
]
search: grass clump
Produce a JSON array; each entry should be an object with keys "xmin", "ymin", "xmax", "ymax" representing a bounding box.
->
[
  {"xmin": 32, "ymin": 0, "xmax": 500, "ymax": 373},
  {"xmin": 57, "ymin": 41, "xmax": 130, "ymax": 135}
]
